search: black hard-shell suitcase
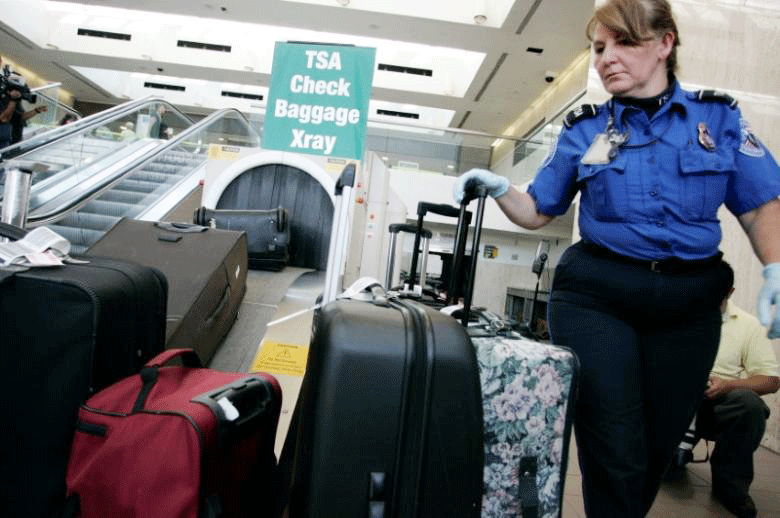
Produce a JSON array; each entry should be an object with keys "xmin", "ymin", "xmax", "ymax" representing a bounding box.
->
[
  {"xmin": 194, "ymin": 206, "xmax": 290, "ymax": 271},
  {"xmin": 284, "ymin": 296, "xmax": 484, "ymax": 518},
  {"xmin": 0, "ymin": 222, "xmax": 167, "ymax": 518},
  {"xmin": 87, "ymin": 218, "xmax": 248, "ymax": 365},
  {"xmin": 279, "ymin": 165, "xmax": 484, "ymax": 517}
]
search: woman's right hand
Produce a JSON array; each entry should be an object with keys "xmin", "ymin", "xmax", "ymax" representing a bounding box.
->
[{"xmin": 452, "ymin": 169, "xmax": 510, "ymax": 203}]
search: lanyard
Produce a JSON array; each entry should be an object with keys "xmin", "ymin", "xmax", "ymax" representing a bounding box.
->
[{"xmin": 606, "ymin": 98, "xmax": 675, "ymax": 153}]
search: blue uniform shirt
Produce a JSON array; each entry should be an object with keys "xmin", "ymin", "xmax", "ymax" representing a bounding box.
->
[{"xmin": 528, "ymin": 80, "xmax": 780, "ymax": 260}]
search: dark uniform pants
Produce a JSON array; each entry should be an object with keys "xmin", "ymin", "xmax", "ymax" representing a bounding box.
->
[
  {"xmin": 547, "ymin": 242, "xmax": 726, "ymax": 517},
  {"xmin": 697, "ymin": 389, "xmax": 770, "ymax": 501}
]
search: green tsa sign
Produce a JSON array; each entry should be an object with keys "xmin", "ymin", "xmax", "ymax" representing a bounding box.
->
[{"xmin": 263, "ymin": 43, "xmax": 376, "ymax": 160}]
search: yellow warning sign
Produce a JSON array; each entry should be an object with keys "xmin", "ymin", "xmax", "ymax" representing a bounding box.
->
[
  {"xmin": 250, "ymin": 341, "xmax": 309, "ymax": 377},
  {"xmin": 208, "ymin": 144, "xmax": 241, "ymax": 160}
]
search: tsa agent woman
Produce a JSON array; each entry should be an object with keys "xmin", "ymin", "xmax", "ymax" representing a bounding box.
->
[{"xmin": 452, "ymin": 0, "xmax": 780, "ymax": 516}]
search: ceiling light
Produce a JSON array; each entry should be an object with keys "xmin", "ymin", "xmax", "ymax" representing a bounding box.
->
[
  {"xmin": 474, "ymin": 14, "xmax": 487, "ymax": 24},
  {"xmin": 337, "ymin": 0, "xmax": 350, "ymax": 6}
]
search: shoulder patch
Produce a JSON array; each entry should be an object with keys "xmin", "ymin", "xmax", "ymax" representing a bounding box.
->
[
  {"xmin": 695, "ymin": 90, "xmax": 738, "ymax": 108},
  {"xmin": 739, "ymin": 118, "xmax": 766, "ymax": 158},
  {"xmin": 563, "ymin": 104, "xmax": 599, "ymax": 129}
]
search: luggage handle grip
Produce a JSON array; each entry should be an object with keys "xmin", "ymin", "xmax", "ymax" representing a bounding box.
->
[
  {"xmin": 133, "ymin": 349, "xmax": 203, "ymax": 413},
  {"xmin": 416, "ymin": 202, "xmax": 460, "ymax": 218},
  {"xmin": 154, "ymin": 221, "xmax": 209, "ymax": 233},
  {"xmin": 145, "ymin": 348, "xmax": 203, "ymax": 368},
  {"xmin": 461, "ymin": 182, "xmax": 489, "ymax": 205},
  {"xmin": 204, "ymin": 284, "xmax": 231, "ymax": 328},
  {"xmin": 192, "ymin": 377, "xmax": 276, "ymax": 429}
]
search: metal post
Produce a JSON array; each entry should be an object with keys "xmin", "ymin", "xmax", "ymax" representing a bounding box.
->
[
  {"xmin": 1, "ymin": 166, "xmax": 33, "ymax": 228},
  {"xmin": 385, "ymin": 232, "xmax": 398, "ymax": 290}
]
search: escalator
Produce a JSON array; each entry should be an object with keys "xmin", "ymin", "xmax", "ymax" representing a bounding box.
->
[
  {"xmin": 3, "ymin": 102, "xmax": 261, "ymax": 253},
  {"xmin": 48, "ymin": 148, "xmax": 207, "ymax": 251}
]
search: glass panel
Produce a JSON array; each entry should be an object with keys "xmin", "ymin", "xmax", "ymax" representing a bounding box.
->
[{"xmin": 22, "ymin": 107, "xmax": 260, "ymax": 253}]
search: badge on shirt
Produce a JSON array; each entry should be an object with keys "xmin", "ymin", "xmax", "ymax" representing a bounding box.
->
[
  {"xmin": 739, "ymin": 118, "xmax": 765, "ymax": 157},
  {"xmin": 697, "ymin": 122, "xmax": 716, "ymax": 151},
  {"xmin": 581, "ymin": 133, "xmax": 613, "ymax": 165}
]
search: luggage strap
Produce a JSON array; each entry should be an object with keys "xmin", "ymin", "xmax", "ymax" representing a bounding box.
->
[
  {"xmin": 518, "ymin": 456, "xmax": 539, "ymax": 518},
  {"xmin": 132, "ymin": 349, "xmax": 202, "ymax": 412}
]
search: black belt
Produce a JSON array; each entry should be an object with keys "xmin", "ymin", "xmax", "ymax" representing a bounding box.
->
[{"xmin": 580, "ymin": 242, "xmax": 723, "ymax": 274}]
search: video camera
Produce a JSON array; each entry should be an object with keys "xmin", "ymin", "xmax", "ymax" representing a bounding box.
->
[{"xmin": 0, "ymin": 66, "xmax": 36, "ymax": 103}]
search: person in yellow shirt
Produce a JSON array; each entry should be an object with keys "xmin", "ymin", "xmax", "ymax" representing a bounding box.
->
[{"xmin": 670, "ymin": 261, "xmax": 780, "ymax": 518}]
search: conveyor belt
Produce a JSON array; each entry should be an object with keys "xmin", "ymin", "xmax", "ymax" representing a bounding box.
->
[{"xmin": 209, "ymin": 267, "xmax": 325, "ymax": 456}]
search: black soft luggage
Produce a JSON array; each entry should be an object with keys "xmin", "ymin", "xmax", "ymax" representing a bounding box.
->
[
  {"xmin": 87, "ymin": 218, "xmax": 248, "ymax": 365},
  {"xmin": 194, "ymin": 206, "xmax": 290, "ymax": 271},
  {"xmin": 279, "ymin": 165, "xmax": 484, "ymax": 517},
  {"xmin": 0, "ymin": 222, "xmax": 167, "ymax": 518}
]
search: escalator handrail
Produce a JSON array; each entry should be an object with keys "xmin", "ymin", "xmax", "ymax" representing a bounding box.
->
[
  {"xmin": 0, "ymin": 96, "xmax": 193, "ymax": 161},
  {"xmin": 29, "ymin": 83, "xmax": 83, "ymax": 120},
  {"xmin": 26, "ymin": 107, "xmax": 261, "ymax": 225}
]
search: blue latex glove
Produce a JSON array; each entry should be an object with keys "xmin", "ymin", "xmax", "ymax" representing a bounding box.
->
[
  {"xmin": 758, "ymin": 262, "xmax": 780, "ymax": 339},
  {"xmin": 452, "ymin": 169, "xmax": 510, "ymax": 204}
]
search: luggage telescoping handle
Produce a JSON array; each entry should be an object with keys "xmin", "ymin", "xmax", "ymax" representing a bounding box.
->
[
  {"xmin": 385, "ymin": 224, "xmax": 432, "ymax": 291},
  {"xmin": 323, "ymin": 163, "xmax": 356, "ymax": 304},
  {"xmin": 452, "ymin": 183, "xmax": 488, "ymax": 327},
  {"xmin": 406, "ymin": 202, "xmax": 463, "ymax": 292}
]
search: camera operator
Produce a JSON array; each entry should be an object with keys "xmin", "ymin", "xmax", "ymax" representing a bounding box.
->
[{"xmin": 0, "ymin": 57, "xmax": 46, "ymax": 149}]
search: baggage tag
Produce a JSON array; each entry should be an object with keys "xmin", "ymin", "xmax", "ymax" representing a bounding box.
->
[{"xmin": 24, "ymin": 250, "xmax": 64, "ymax": 266}]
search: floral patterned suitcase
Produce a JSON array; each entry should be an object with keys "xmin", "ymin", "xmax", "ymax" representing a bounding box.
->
[{"xmin": 472, "ymin": 334, "xmax": 579, "ymax": 518}]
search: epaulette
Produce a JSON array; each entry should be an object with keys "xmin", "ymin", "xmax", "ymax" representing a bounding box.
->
[
  {"xmin": 563, "ymin": 104, "xmax": 599, "ymax": 129},
  {"xmin": 695, "ymin": 90, "xmax": 738, "ymax": 108}
]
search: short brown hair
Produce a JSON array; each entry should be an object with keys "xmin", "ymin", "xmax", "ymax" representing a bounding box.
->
[{"xmin": 586, "ymin": 0, "xmax": 680, "ymax": 75}]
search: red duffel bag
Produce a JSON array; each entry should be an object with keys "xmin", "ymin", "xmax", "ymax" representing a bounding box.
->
[{"xmin": 64, "ymin": 348, "xmax": 282, "ymax": 518}]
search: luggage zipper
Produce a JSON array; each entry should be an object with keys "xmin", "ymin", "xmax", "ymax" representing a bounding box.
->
[{"xmin": 386, "ymin": 299, "xmax": 435, "ymax": 518}]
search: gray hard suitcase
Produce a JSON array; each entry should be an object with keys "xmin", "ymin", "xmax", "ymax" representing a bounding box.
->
[{"xmin": 87, "ymin": 218, "xmax": 248, "ymax": 365}]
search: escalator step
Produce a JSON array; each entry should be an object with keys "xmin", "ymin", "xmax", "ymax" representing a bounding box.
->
[
  {"xmin": 47, "ymin": 225, "xmax": 104, "ymax": 253},
  {"xmin": 79, "ymin": 199, "xmax": 136, "ymax": 218},
  {"xmin": 126, "ymin": 170, "xmax": 177, "ymax": 184},
  {"xmin": 141, "ymin": 163, "xmax": 187, "ymax": 175},
  {"xmin": 113, "ymin": 179, "xmax": 159, "ymax": 194},
  {"xmin": 56, "ymin": 212, "xmax": 121, "ymax": 231},
  {"xmin": 99, "ymin": 190, "xmax": 147, "ymax": 205}
]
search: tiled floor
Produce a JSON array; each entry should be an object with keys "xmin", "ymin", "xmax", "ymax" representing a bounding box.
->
[{"xmin": 562, "ymin": 440, "xmax": 780, "ymax": 517}]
